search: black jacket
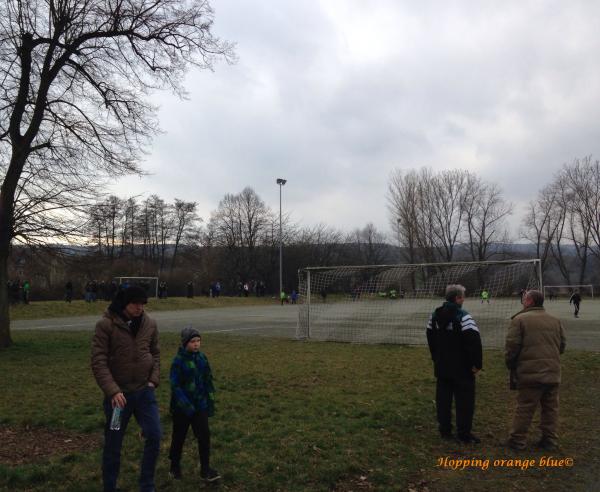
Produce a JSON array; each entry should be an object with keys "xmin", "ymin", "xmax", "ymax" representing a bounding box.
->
[{"xmin": 426, "ymin": 301, "xmax": 482, "ymax": 378}]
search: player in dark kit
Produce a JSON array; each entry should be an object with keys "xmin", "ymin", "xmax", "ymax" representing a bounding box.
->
[{"xmin": 569, "ymin": 291, "xmax": 581, "ymax": 318}]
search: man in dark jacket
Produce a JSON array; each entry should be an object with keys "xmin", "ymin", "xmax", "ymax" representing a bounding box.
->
[
  {"xmin": 91, "ymin": 286, "xmax": 161, "ymax": 492},
  {"xmin": 427, "ymin": 284, "xmax": 483, "ymax": 443},
  {"xmin": 505, "ymin": 289, "xmax": 566, "ymax": 450}
]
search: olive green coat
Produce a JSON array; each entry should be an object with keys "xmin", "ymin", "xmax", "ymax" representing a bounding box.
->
[{"xmin": 505, "ymin": 307, "xmax": 566, "ymax": 387}]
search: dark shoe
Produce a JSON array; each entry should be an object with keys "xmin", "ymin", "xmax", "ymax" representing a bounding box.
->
[
  {"xmin": 169, "ymin": 463, "xmax": 182, "ymax": 480},
  {"xmin": 458, "ymin": 433, "xmax": 481, "ymax": 444},
  {"xmin": 507, "ymin": 439, "xmax": 526, "ymax": 451},
  {"xmin": 201, "ymin": 467, "xmax": 221, "ymax": 482},
  {"xmin": 440, "ymin": 432, "xmax": 455, "ymax": 440},
  {"xmin": 536, "ymin": 438, "xmax": 559, "ymax": 451}
]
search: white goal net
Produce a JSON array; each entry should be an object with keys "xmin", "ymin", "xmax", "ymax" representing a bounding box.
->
[
  {"xmin": 114, "ymin": 277, "xmax": 159, "ymax": 298},
  {"xmin": 543, "ymin": 284, "xmax": 594, "ymax": 299},
  {"xmin": 297, "ymin": 259, "xmax": 541, "ymax": 348}
]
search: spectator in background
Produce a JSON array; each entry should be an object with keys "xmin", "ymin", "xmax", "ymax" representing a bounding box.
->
[
  {"xmin": 65, "ymin": 281, "xmax": 74, "ymax": 303},
  {"xmin": 22, "ymin": 280, "xmax": 31, "ymax": 304},
  {"xmin": 91, "ymin": 280, "xmax": 98, "ymax": 302},
  {"xmin": 187, "ymin": 281, "xmax": 194, "ymax": 298}
]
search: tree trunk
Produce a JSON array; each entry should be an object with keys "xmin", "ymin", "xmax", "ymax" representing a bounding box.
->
[{"xmin": 0, "ymin": 230, "xmax": 13, "ymax": 348}]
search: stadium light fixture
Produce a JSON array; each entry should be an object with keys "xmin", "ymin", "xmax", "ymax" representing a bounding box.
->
[{"xmin": 276, "ymin": 178, "xmax": 287, "ymax": 302}]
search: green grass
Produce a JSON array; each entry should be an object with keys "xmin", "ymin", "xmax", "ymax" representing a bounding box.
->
[
  {"xmin": 0, "ymin": 332, "xmax": 598, "ymax": 491},
  {"xmin": 9, "ymin": 296, "xmax": 276, "ymax": 320}
]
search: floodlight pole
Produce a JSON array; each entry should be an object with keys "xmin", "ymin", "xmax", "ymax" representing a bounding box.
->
[{"xmin": 276, "ymin": 178, "xmax": 287, "ymax": 303}]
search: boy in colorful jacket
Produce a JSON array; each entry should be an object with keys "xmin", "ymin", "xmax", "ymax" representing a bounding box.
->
[{"xmin": 168, "ymin": 327, "xmax": 220, "ymax": 482}]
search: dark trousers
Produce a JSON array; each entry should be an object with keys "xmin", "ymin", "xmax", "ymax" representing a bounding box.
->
[
  {"xmin": 169, "ymin": 410, "xmax": 211, "ymax": 471},
  {"xmin": 573, "ymin": 302, "xmax": 580, "ymax": 317},
  {"xmin": 436, "ymin": 375, "xmax": 475, "ymax": 437},
  {"xmin": 102, "ymin": 387, "xmax": 162, "ymax": 492}
]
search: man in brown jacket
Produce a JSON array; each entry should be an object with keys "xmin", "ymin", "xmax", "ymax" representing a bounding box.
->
[
  {"xmin": 505, "ymin": 289, "xmax": 566, "ymax": 450},
  {"xmin": 91, "ymin": 286, "xmax": 161, "ymax": 492}
]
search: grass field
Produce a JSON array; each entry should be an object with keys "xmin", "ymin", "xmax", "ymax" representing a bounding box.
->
[
  {"xmin": 0, "ymin": 331, "xmax": 598, "ymax": 491},
  {"xmin": 9, "ymin": 296, "xmax": 276, "ymax": 321},
  {"xmin": 304, "ymin": 297, "xmax": 600, "ymax": 350}
]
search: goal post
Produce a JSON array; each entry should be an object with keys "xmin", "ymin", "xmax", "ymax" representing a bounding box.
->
[
  {"xmin": 114, "ymin": 276, "xmax": 159, "ymax": 298},
  {"xmin": 543, "ymin": 284, "xmax": 594, "ymax": 299},
  {"xmin": 297, "ymin": 259, "xmax": 542, "ymax": 348}
]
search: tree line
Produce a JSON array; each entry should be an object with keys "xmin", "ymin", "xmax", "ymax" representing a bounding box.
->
[{"xmin": 9, "ymin": 157, "xmax": 598, "ymax": 305}]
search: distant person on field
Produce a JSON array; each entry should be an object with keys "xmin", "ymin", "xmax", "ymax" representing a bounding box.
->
[
  {"xmin": 187, "ymin": 281, "xmax": 194, "ymax": 298},
  {"xmin": 91, "ymin": 286, "xmax": 162, "ymax": 492},
  {"xmin": 569, "ymin": 291, "xmax": 581, "ymax": 318},
  {"xmin": 22, "ymin": 280, "xmax": 31, "ymax": 304},
  {"xmin": 480, "ymin": 289, "xmax": 489, "ymax": 304},
  {"xmin": 505, "ymin": 290, "xmax": 566, "ymax": 450},
  {"xmin": 168, "ymin": 327, "xmax": 220, "ymax": 482},
  {"xmin": 291, "ymin": 290, "xmax": 298, "ymax": 304},
  {"xmin": 65, "ymin": 281, "xmax": 74, "ymax": 303},
  {"xmin": 280, "ymin": 290, "xmax": 287, "ymax": 305},
  {"xmin": 426, "ymin": 284, "xmax": 482, "ymax": 444}
]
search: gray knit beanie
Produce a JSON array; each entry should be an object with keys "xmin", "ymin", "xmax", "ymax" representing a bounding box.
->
[{"xmin": 181, "ymin": 326, "xmax": 201, "ymax": 347}]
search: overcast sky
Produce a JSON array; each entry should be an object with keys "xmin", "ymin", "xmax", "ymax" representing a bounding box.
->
[{"xmin": 115, "ymin": 0, "xmax": 600, "ymax": 239}]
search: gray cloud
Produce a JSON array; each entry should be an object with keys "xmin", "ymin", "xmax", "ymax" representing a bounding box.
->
[{"xmin": 112, "ymin": 0, "xmax": 600, "ymax": 238}]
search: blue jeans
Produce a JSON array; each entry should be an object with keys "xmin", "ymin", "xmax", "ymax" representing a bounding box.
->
[{"xmin": 102, "ymin": 386, "xmax": 162, "ymax": 492}]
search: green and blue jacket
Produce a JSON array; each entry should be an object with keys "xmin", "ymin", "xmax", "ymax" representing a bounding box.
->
[{"xmin": 170, "ymin": 347, "xmax": 215, "ymax": 417}]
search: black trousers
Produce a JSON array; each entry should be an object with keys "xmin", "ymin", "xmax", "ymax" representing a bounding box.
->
[
  {"xmin": 169, "ymin": 410, "xmax": 210, "ymax": 471},
  {"xmin": 436, "ymin": 375, "xmax": 475, "ymax": 437},
  {"xmin": 573, "ymin": 302, "xmax": 580, "ymax": 316}
]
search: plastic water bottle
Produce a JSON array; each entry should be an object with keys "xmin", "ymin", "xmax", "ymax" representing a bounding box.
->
[{"xmin": 110, "ymin": 406, "xmax": 122, "ymax": 431}]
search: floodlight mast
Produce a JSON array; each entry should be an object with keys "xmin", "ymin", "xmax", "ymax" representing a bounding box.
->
[{"xmin": 276, "ymin": 178, "xmax": 287, "ymax": 303}]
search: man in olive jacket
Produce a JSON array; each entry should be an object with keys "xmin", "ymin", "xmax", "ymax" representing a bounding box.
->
[
  {"xmin": 505, "ymin": 289, "xmax": 566, "ymax": 450},
  {"xmin": 91, "ymin": 286, "xmax": 161, "ymax": 492}
]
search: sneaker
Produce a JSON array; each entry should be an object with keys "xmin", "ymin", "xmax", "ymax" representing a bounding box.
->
[
  {"xmin": 458, "ymin": 433, "xmax": 481, "ymax": 444},
  {"xmin": 169, "ymin": 463, "xmax": 182, "ymax": 480},
  {"xmin": 536, "ymin": 438, "xmax": 559, "ymax": 451},
  {"xmin": 201, "ymin": 468, "xmax": 221, "ymax": 482}
]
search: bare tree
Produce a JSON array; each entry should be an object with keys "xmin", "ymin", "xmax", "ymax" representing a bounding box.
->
[
  {"xmin": 207, "ymin": 187, "xmax": 274, "ymax": 282},
  {"xmin": 294, "ymin": 224, "xmax": 345, "ymax": 267},
  {"xmin": 560, "ymin": 157, "xmax": 598, "ymax": 282},
  {"xmin": 171, "ymin": 199, "xmax": 200, "ymax": 270},
  {"xmin": 462, "ymin": 175, "xmax": 512, "ymax": 262},
  {"xmin": 88, "ymin": 195, "xmax": 123, "ymax": 258},
  {"xmin": 349, "ymin": 223, "xmax": 388, "ymax": 265},
  {"xmin": 0, "ymin": 0, "xmax": 234, "ymax": 347},
  {"xmin": 521, "ymin": 185, "xmax": 560, "ymax": 274},
  {"xmin": 388, "ymin": 169, "xmax": 422, "ymax": 264}
]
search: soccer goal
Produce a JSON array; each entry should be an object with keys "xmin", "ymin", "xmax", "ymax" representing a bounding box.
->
[
  {"xmin": 114, "ymin": 277, "xmax": 159, "ymax": 298},
  {"xmin": 297, "ymin": 259, "xmax": 541, "ymax": 348},
  {"xmin": 543, "ymin": 284, "xmax": 594, "ymax": 299}
]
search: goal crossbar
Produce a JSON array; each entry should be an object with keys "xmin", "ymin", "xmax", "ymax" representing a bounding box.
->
[{"xmin": 114, "ymin": 276, "xmax": 159, "ymax": 298}]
